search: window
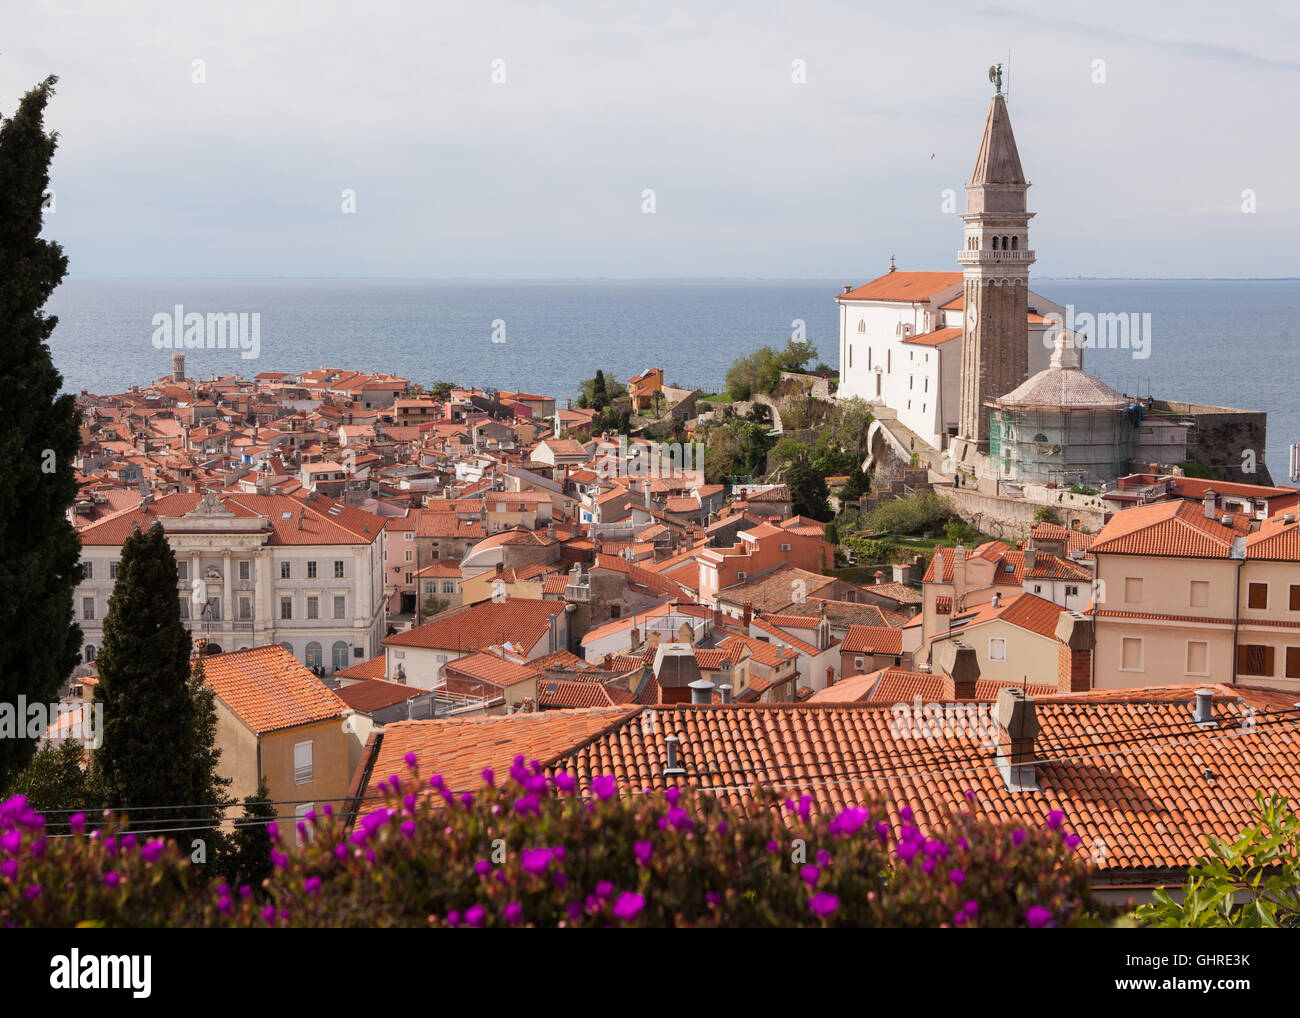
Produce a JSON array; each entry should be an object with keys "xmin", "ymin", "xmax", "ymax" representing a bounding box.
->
[
  {"xmin": 84, "ymin": 645, "xmax": 95, "ymax": 663},
  {"xmin": 82, "ymin": 597, "xmax": 95, "ymax": 621},
  {"xmin": 1033, "ymin": 584, "xmax": 1043, "ymax": 594},
  {"xmin": 294, "ymin": 803, "xmax": 315, "ymax": 846},
  {"xmin": 404, "ymin": 532, "xmax": 414, "ymax": 541},
  {"xmin": 405, "ymin": 550, "xmax": 413, "ymax": 561},
  {"xmin": 307, "ymin": 596, "xmax": 319, "ymax": 620},
  {"xmin": 1121, "ymin": 637, "xmax": 1143, "ymax": 671},
  {"xmin": 1124, "ymin": 578, "xmax": 1143, "ymax": 604},
  {"xmin": 334, "ymin": 561, "xmax": 344, "ymax": 578},
  {"xmin": 178, "ymin": 562, "xmax": 187, "ymax": 580},
  {"xmin": 988, "ymin": 638, "xmax": 1007, "ymax": 662},
  {"xmin": 1065, "ymin": 585, "xmax": 1079, "ymax": 597},
  {"xmin": 84, "ymin": 562, "xmax": 93, "ymax": 580},
  {"xmin": 281, "ymin": 642, "xmax": 293, "ymax": 658},
  {"xmin": 442, "ymin": 581, "xmax": 455, "ymax": 594},
  {"xmin": 737, "ymin": 571, "xmax": 747, "ymax": 580},
  {"xmin": 307, "ymin": 561, "xmax": 317, "ymax": 579},
  {"xmin": 239, "ymin": 597, "xmax": 251, "ymax": 620},
  {"xmin": 280, "ymin": 596, "xmax": 293, "ymax": 620},
  {"xmin": 334, "ymin": 595, "xmax": 345, "ymax": 619},
  {"xmin": 1287, "ymin": 647, "xmax": 1300, "ymax": 679},
  {"xmin": 1186, "ymin": 641, "xmax": 1209, "ymax": 675},
  {"xmin": 239, "ymin": 560, "xmax": 250, "ymax": 581},
  {"xmin": 1237, "ymin": 644, "xmax": 1274, "ymax": 677},
  {"xmin": 1291, "ymin": 585, "xmax": 1300, "ymax": 611},
  {"xmin": 1190, "ymin": 580, "xmax": 1209, "ymax": 608},
  {"xmin": 305, "ymin": 641, "xmax": 322, "ymax": 667},
  {"xmin": 1248, "ymin": 583, "xmax": 1268, "ymax": 610},
  {"xmin": 780, "ymin": 543, "xmax": 791, "ymax": 552},
  {"xmin": 294, "ymin": 741, "xmax": 313, "ymax": 784},
  {"xmin": 280, "ymin": 562, "xmax": 291, "ymax": 579},
  {"xmin": 179, "ymin": 598, "xmax": 189, "ymax": 620},
  {"xmin": 404, "ymin": 572, "xmax": 412, "ymax": 584}
]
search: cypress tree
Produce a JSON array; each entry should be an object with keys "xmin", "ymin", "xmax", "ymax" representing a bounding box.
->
[
  {"xmin": 185, "ymin": 654, "xmax": 235, "ymax": 864},
  {"xmin": 0, "ymin": 75, "xmax": 84, "ymax": 787},
  {"xmin": 93, "ymin": 522, "xmax": 196, "ymax": 825}
]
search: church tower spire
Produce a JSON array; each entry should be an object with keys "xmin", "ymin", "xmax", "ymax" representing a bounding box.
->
[{"xmin": 954, "ymin": 91, "xmax": 1035, "ymax": 458}]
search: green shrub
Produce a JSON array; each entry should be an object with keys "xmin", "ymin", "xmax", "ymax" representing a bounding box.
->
[
  {"xmin": 863, "ymin": 491, "xmax": 949, "ymax": 536},
  {"xmin": 0, "ymin": 768, "xmax": 1112, "ymax": 928}
]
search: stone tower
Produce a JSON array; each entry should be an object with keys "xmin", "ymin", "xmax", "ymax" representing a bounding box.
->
[
  {"xmin": 953, "ymin": 92, "xmax": 1034, "ymax": 457},
  {"xmin": 172, "ymin": 352, "xmax": 186, "ymax": 383}
]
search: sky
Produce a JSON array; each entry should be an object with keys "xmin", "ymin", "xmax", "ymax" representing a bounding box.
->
[{"xmin": 5, "ymin": 0, "xmax": 1299, "ymax": 279}]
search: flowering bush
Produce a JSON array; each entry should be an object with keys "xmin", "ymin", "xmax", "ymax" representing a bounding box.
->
[{"xmin": 0, "ymin": 760, "xmax": 1114, "ymax": 928}]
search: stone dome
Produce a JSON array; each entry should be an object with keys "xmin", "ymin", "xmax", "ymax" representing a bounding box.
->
[{"xmin": 994, "ymin": 336, "xmax": 1127, "ymax": 411}]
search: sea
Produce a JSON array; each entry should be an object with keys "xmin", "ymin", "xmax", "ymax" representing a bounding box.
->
[{"xmin": 45, "ymin": 278, "xmax": 1300, "ymax": 485}]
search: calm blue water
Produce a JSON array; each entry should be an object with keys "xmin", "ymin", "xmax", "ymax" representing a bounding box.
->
[{"xmin": 45, "ymin": 278, "xmax": 1300, "ymax": 484}]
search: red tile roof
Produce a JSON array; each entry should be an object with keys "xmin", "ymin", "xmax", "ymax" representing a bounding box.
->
[
  {"xmin": 837, "ymin": 271, "xmax": 962, "ymax": 304},
  {"xmin": 383, "ymin": 599, "xmax": 566, "ymax": 653},
  {"xmin": 842, "ymin": 625, "xmax": 904, "ymax": 656},
  {"xmin": 200, "ymin": 645, "xmax": 349, "ymax": 735}
]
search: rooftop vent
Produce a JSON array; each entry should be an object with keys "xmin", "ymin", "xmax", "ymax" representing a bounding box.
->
[
  {"xmin": 1286, "ymin": 513, "xmax": 1297, "ymax": 525},
  {"xmin": 664, "ymin": 733, "xmax": 685, "ymax": 776},
  {"xmin": 1192, "ymin": 688, "xmax": 1217, "ymax": 728}
]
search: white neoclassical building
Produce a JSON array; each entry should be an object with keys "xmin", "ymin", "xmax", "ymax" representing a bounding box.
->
[{"xmin": 74, "ymin": 490, "xmax": 386, "ymax": 673}]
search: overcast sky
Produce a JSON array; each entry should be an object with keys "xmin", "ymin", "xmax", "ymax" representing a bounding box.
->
[{"xmin": 6, "ymin": 0, "xmax": 1298, "ymax": 279}]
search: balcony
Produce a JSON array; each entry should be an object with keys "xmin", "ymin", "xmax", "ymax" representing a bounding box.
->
[{"xmin": 956, "ymin": 249, "xmax": 1036, "ymax": 266}]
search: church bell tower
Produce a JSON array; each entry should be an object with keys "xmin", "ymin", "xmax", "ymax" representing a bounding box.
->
[{"xmin": 953, "ymin": 74, "xmax": 1034, "ymax": 459}]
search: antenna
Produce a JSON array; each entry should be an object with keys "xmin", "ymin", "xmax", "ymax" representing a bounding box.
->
[{"xmin": 1006, "ymin": 49, "xmax": 1011, "ymax": 101}]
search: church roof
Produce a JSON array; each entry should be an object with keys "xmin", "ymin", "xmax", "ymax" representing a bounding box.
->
[
  {"xmin": 836, "ymin": 271, "xmax": 961, "ymax": 304},
  {"xmin": 970, "ymin": 94, "xmax": 1025, "ymax": 186},
  {"xmin": 994, "ymin": 340, "xmax": 1127, "ymax": 411}
]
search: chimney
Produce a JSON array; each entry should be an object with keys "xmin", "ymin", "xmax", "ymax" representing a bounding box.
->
[
  {"xmin": 995, "ymin": 688, "xmax": 1039, "ymax": 791},
  {"xmin": 742, "ymin": 601, "xmax": 753, "ymax": 628},
  {"xmin": 874, "ymin": 569, "xmax": 885, "ymax": 585},
  {"xmin": 718, "ymin": 684, "xmax": 732, "ymax": 704},
  {"xmin": 1203, "ymin": 489, "xmax": 1217, "ymax": 519},
  {"xmin": 1054, "ymin": 611, "xmax": 1094, "ymax": 693},
  {"xmin": 951, "ymin": 543, "xmax": 966, "ymax": 602},
  {"xmin": 664, "ymin": 733, "xmax": 685, "ymax": 776},
  {"xmin": 689, "ymin": 678, "xmax": 714, "ymax": 705},
  {"xmin": 630, "ymin": 627, "xmax": 640, "ymax": 647},
  {"xmin": 495, "ymin": 561, "xmax": 504, "ymax": 576},
  {"xmin": 991, "ymin": 591, "xmax": 1002, "ymax": 609},
  {"xmin": 1192, "ymin": 688, "xmax": 1218, "ymax": 728},
  {"xmin": 547, "ymin": 520, "xmax": 556, "ymax": 540},
  {"xmin": 1023, "ymin": 546, "xmax": 1036, "ymax": 571},
  {"xmin": 935, "ymin": 640, "xmax": 980, "ymax": 701}
]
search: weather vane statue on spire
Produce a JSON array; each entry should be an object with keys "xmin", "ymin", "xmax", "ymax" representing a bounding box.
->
[{"xmin": 988, "ymin": 63, "xmax": 1003, "ymax": 95}]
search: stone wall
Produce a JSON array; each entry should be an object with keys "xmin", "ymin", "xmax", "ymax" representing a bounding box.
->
[
  {"xmin": 1149, "ymin": 400, "xmax": 1273, "ymax": 485},
  {"xmin": 936, "ymin": 484, "xmax": 1107, "ymax": 542}
]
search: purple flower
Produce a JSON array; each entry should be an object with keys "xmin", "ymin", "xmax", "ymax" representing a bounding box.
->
[
  {"xmin": 266, "ymin": 821, "xmax": 280, "ymax": 843},
  {"xmin": 0, "ymin": 859, "xmax": 17, "ymax": 881},
  {"xmin": 949, "ymin": 868, "xmax": 966, "ymax": 885},
  {"xmin": 524, "ymin": 774, "xmax": 548, "ymax": 795},
  {"xmin": 69, "ymin": 812, "xmax": 86, "ymax": 834},
  {"xmin": 0, "ymin": 829, "xmax": 20, "ymax": 854},
  {"xmin": 554, "ymin": 771, "xmax": 576, "ymax": 794},
  {"xmin": 504, "ymin": 902, "xmax": 523, "ymax": 926},
  {"xmin": 1065, "ymin": 833, "xmax": 1081, "ymax": 850},
  {"xmin": 706, "ymin": 892, "xmax": 720, "ymax": 907},
  {"xmin": 612, "ymin": 891, "xmax": 645, "ymax": 921},
  {"xmin": 634, "ymin": 840, "xmax": 653, "ymax": 866},
  {"xmin": 592, "ymin": 775, "xmax": 617, "ymax": 801},
  {"xmin": 240, "ymin": 885, "xmax": 252, "ymax": 899},
  {"xmin": 964, "ymin": 789, "xmax": 976, "ymax": 802},
  {"xmin": 595, "ymin": 881, "xmax": 613, "ymax": 899},
  {"xmin": 465, "ymin": 905, "xmax": 486, "ymax": 928},
  {"xmin": 716, "ymin": 821, "xmax": 728, "ymax": 836},
  {"xmin": 23, "ymin": 884, "xmax": 40, "ymax": 900},
  {"xmin": 404, "ymin": 751, "xmax": 419, "ymax": 770},
  {"xmin": 460, "ymin": 792, "xmax": 474, "ymax": 809},
  {"xmin": 122, "ymin": 834, "xmax": 137, "ymax": 851},
  {"xmin": 361, "ymin": 809, "xmax": 391, "ymax": 834},
  {"xmin": 664, "ymin": 787, "xmax": 681, "ymax": 807},
  {"xmin": 896, "ymin": 840, "xmax": 920, "ymax": 863},
  {"xmin": 103, "ymin": 871, "xmax": 121, "ymax": 888},
  {"xmin": 800, "ymin": 864, "xmax": 820, "ymax": 886},
  {"xmin": 816, "ymin": 850, "xmax": 831, "ymax": 866},
  {"xmin": 262, "ymin": 904, "xmax": 276, "ymax": 923},
  {"xmin": 566, "ymin": 901, "xmax": 583, "ymax": 922},
  {"xmin": 898, "ymin": 805, "xmax": 914, "ymax": 822},
  {"xmin": 1045, "ymin": 810, "xmax": 1065, "ymax": 830},
  {"xmin": 554, "ymin": 872, "xmax": 568, "ymax": 890},
  {"xmin": 808, "ymin": 892, "xmax": 839, "ymax": 918},
  {"xmin": 1025, "ymin": 906, "xmax": 1052, "ymax": 928},
  {"xmin": 475, "ymin": 859, "xmax": 491, "ymax": 876},
  {"xmin": 218, "ymin": 895, "xmax": 233, "ymax": 915},
  {"xmin": 922, "ymin": 857, "xmax": 937, "ymax": 874},
  {"xmin": 334, "ymin": 843, "xmax": 349, "ymax": 861},
  {"xmin": 401, "ymin": 821, "xmax": 416, "ymax": 841},
  {"xmin": 963, "ymin": 900, "xmax": 979, "ymax": 916},
  {"xmin": 875, "ymin": 822, "xmax": 890, "ymax": 841},
  {"xmin": 1011, "ymin": 829, "xmax": 1027, "ymax": 847},
  {"xmin": 514, "ymin": 794, "xmax": 540, "ymax": 816},
  {"xmin": 798, "ymin": 794, "xmax": 812, "ymax": 821},
  {"xmin": 766, "ymin": 839, "xmax": 780, "ymax": 853},
  {"xmin": 403, "ymin": 794, "xmax": 416, "ymax": 814},
  {"xmin": 665, "ymin": 807, "xmax": 694, "ymax": 832},
  {"xmin": 482, "ymin": 768, "xmax": 495, "ymax": 787},
  {"xmin": 828, "ymin": 806, "xmax": 869, "ymax": 836},
  {"xmin": 305, "ymin": 876, "xmax": 322, "ymax": 897},
  {"xmin": 142, "ymin": 840, "xmax": 165, "ymax": 864},
  {"xmin": 522, "ymin": 847, "xmax": 554, "ymax": 875},
  {"xmin": 271, "ymin": 850, "xmax": 288, "ymax": 869}
]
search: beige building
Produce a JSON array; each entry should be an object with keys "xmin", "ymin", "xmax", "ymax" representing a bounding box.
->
[{"xmin": 1091, "ymin": 498, "xmax": 1300, "ymax": 692}]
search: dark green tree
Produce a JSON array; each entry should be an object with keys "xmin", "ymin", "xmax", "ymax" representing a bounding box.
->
[
  {"xmin": 840, "ymin": 465, "xmax": 870, "ymax": 501},
  {"xmin": 785, "ymin": 456, "xmax": 831, "ymax": 521},
  {"xmin": 186, "ymin": 654, "xmax": 235, "ymax": 864},
  {"xmin": 222, "ymin": 778, "xmax": 276, "ymax": 890},
  {"xmin": 0, "ymin": 76, "xmax": 84, "ymax": 787},
  {"xmin": 3, "ymin": 738, "xmax": 101, "ymax": 826},
  {"xmin": 93, "ymin": 523, "xmax": 197, "ymax": 824},
  {"xmin": 592, "ymin": 369, "xmax": 608, "ymax": 411},
  {"xmin": 428, "ymin": 380, "xmax": 455, "ymax": 402}
]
